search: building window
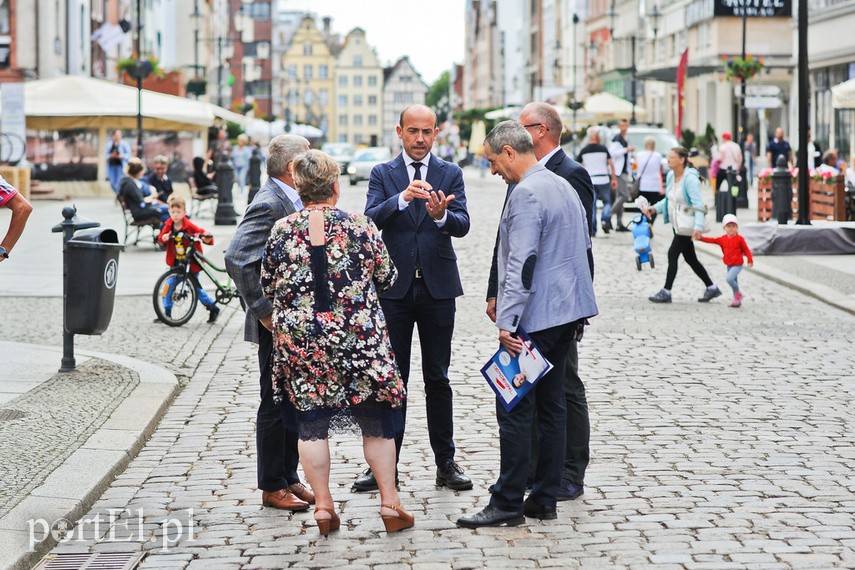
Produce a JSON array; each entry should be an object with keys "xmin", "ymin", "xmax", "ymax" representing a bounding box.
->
[
  {"xmin": 368, "ymin": 95, "xmax": 378, "ymax": 106},
  {"xmin": 354, "ymin": 115, "xmax": 363, "ymax": 126},
  {"xmin": 339, "ymin": 134, "xmax": 348, "ymax": 142},
  {"xmin": 287, "ymin": 64, "xmax": 297, "ymax": 79},
  {"xmin": 304, "ymin": 65, "xmax": 313, "ymax": 80},
  {"xmin": 319, "ymin": 88, "xmax": 329, "ymax": 106},
  {"xmin": 354, "ymin": 55, "xmax": 363, "ymax": 67},
  {"xmin": 355, "ymin": 134, "xmax": 364, "ymax": 144},
  {"xmin": 354, "ymin": 95, "xmax": 363, "ymax": 106},
  {"xmin": 338, "ymin": 75, "xmax": 348, "ymax": 87},
  {"xmin": 319, "ymin": 64, "xmax": 328, "ymax": 79},
  {"xmin": 339, "ymin": 115, "xmax": 348, "ymax": 126},
  {"xmin": 243, "ymin": 3, "xmax": 270, "ymax": 19},
  {"xmin": 368, "ymin": 114, "xmax": 377, "ymax": 125},
  {"xmin": 244, "ymin": 41, "xmax": 271, "ymax": 59},
  {"xmin": 245, "ymin": 81, "xmax": 272, "ymax": 97},
  {"xmin": 368, "ymin": 75, "xmax": 378, "ymax": 86},
  {"xmin": 354, "ymin": 75, "xmax": 363, "ymax": 87},
  {"xmin": 338, "ymin": 95, "xmax": 347, "ymax": 106},
  {"xmin": 303, "ymin": 43, "xmax": 313, "ymax": 56}
]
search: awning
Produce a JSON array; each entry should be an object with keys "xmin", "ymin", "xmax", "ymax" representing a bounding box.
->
[
  {"xmin": 636, "ymin": 65, "xmax": 721, "ymax": 83},
  {"xmin": 832, "ymin": 77, "xmax": 855, "ymax": 108}
]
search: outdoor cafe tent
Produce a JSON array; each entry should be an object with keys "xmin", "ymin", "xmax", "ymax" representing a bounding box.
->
[
  {"xmin": 582, "ymin": 92, "xmax": 648, "ymax": 122},
  {"xmin": 830, "ymin": 78, "xmax": 855, "ymax": 151},
  {"xmin": 244, "ymin": 118, "xmax": 324, "ymax": 145},
  {"xmin": 23, "ymin": 75, "xmax": 246, "ymax": 181}
]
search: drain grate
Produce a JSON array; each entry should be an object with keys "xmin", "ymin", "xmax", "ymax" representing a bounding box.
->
[
  {"xmin": 0, "ymin": 408, "xmax": 26, "ymax": 422},
  {"xmin": 32, "ymin": 552, "xmax": 144, "ymax": 570}
]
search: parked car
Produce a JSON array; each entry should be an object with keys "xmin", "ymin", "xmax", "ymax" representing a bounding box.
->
[
  {"xmin": 321, "ymin": 142, "xmax": 355, "ymax": 174},
  {"xmin": 347, "ymin": 147, "xmax": 392, "ymax": 185}
]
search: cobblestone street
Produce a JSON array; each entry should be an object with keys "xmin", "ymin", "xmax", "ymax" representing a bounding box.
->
[{"xmin": 6, "ymin": 168, "xmax": 855, "ymax": 568}]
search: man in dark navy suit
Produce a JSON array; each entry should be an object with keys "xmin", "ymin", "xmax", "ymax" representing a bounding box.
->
[
  {"xmin": 486, "ymin": 102, "xmax": 594, "ymax": 503},
  {"xmin": 357, "ymin": 104, "xmax": 472, "ymax": 492}
]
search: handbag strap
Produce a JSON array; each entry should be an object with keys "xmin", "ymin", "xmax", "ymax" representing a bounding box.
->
[{"xmin": 638, "ymin": 153, "xmax": 654, "ymax": 178}]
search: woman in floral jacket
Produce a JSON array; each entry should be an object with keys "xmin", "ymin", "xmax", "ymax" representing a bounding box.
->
[{"xmin": 261, "ymin": 150, "xmax": 414, "ymax": 537}]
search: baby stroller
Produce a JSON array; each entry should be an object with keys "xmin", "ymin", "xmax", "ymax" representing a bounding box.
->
[{"xmin": 630, "ymin": 212, "xmax": 654, "ymax": 270}]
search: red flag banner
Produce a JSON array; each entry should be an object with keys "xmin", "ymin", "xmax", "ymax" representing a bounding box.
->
[{"xmin": 676, "ymin": 49, "xmax": 689, "ymax": 139}]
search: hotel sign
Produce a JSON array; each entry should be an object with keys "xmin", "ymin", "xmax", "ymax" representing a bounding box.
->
[{"xmin": 686, "ymin": 0, "xmax": 791, "ymax": 27}]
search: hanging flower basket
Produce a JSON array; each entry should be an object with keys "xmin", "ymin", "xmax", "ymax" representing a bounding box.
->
[
  {"xmin": 722, "ymin": 55, "xmax": 763, "ymax": 82},
  {"xmin": 117, "ymin": 54, "xmax": 163, "ymax": 80}
]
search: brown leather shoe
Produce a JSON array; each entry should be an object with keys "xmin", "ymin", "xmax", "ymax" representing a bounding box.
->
[
  {"xmin": 261, "ymin": 489, "xmax": 310, "ymax": 511},
  {"xmin": 288, "ymin": 483, "xmax": 316, "ymax": 505}
]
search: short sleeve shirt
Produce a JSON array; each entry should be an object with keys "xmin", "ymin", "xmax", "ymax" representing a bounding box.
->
[
  {"xmin": 0, "ymin": 175, "xmax": 18, "ymax": 207},
  {"xmin": 767, "ymin": 138, "xmax": 791, "ymax": 166},
  {"xmin": 577, "ymin": 144, "xmax": 612, "ymax": 185}
]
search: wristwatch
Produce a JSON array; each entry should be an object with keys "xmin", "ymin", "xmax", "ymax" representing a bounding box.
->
[{"xmin": 0, "ymin": 246, "xmax": 7, "ymax": 259}]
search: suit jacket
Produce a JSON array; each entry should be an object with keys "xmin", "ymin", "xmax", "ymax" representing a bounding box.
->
[
  {"xmin": 496, "ymin": 164, "xmax": 598, "ymax": 333},
  {"xmin": 365, "ymin": 153, "xmax": 469, "ymax": 300},
  {"xmin": 487, "ymin": 148, "xmax": 595, "ymax": 300},
  {"xmin": 225, "ymin": 177, "xmax": 297, "ymax": 343}
]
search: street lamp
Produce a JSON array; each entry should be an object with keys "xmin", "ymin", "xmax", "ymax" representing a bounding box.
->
[{"xmin": 607, "ymin": 1, "xmax": 661, "ymax": 125}]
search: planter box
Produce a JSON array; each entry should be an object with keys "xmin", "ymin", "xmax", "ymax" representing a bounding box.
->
[
  {"xmin": 757, "ymin": 175, "xmax": 846, "ymax": 221},
  {"xmin": 121, "ymin": 70, "xmax": 186, "ymax": 97}
]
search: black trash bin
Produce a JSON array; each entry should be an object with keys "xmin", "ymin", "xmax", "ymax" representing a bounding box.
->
[{"xmin": 66, "ymin": 228, "xmax": 124, "ymax": 334}]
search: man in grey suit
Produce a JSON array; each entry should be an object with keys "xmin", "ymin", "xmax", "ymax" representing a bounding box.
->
[
  {"xmin": 486, "ymin": 102, "xmax": 595, "ymax": 503},
  {"xmin": 224, "ymin": 134, "xmax": 314, "ymax": 511},
  {"xmin": 458, "ymin": 121, "xmax": 598, "ymax": 528}
]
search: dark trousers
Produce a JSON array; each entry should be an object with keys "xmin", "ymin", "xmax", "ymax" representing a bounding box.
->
[
  {"xmin": 529, "ymin": 339, "xmax": 590, "ymax": 485},
  {"xmin": 490, "ymin": 323, "xmax": 573, "ymax": 512},
  {"xmin": 256, "ymin": 324, "xmax": 301, "ymax": 491},
  {"xmin": 380, "ymin": 278, "xmax": 456, "ymax": 467},
  {"xmin": 665, "ymin": 234, "xmax": 713, "ymax": 290}
]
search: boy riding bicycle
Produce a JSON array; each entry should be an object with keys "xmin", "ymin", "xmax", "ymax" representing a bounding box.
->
[{"xmin": 157, "ymin": 196, "xmax": 220, "ymax": 322}]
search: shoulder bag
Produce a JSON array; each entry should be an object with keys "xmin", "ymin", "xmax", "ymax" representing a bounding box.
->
[
  {"xmin": 671, "ymin": 178, "xmax": 712, "ymax": 236},
  {"xmin": 631, "ymin": 153, "xmax": 654, "ymax": 200}
]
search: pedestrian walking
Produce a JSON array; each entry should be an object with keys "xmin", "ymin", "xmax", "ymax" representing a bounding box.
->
[
  {"xmin": 609, "ymin": 119, "xmax": 635, "ymax": 232},
  {"xmin": 224, "ymin": 134, "xmax": 315, "ymax": 513},
  {"xmin": 457, "ymin": 120, "xmax": 597, "ymax": 528},
  {"xmin": 635, "ymin": 137, "xmax": 664, "ymax": 206},
  {"xmin": 698, "ymin": 213, "xmax": 753, "ymax": 308},
  {"xmin": 767, "ymin": 127, "xmax": 792, "ymax": 168},
  {"xmin": 231, "ymin": 134, "xmax": 253, "ymax": 195},
  {"xmin": 577, "ymin": 128, "xmax": 617, "ymax": 235},
  {"xmin": 486, "ymin": 101, "xmax": 595, "ymax": 504},
  {"xmin": 646, "ymin": 147, "xmax": 723, "ymax": 304},
  {"xmin": 106, "ymin": 129, "xmax": 132, "ymax": 194},
  {"xmin": 358, "ymin": 104, "xmax": 472, "ymax": 493}
]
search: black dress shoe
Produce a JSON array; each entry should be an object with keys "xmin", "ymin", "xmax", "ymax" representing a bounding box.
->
[
  {"xmin": 523, "ymin": 497, "xmax": 557, "ymax": 520},
  {"xmin": 436, "ymin": 460, "xmax": 472, "ymax": 490},
  {"xmin": 556, "ymin": 479, "xmax": 584, "ymax": 501},
  {"xmin": 457, "ymin": 505, "xmax": 524, "ymax": 528},
  {"xmin": 351, "ymin": 468, "xmax": 399, "ymax": 492}
]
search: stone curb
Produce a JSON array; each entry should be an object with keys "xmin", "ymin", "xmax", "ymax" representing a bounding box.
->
[{"xmin": 0, "ymin": 344, "xmax": 179, "ymax": 570}]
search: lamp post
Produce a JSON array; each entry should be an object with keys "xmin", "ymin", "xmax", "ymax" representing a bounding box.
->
[
  {"xmin": 607, "ymin": 2, "xmax": 660, "ymax": 125},
  {"xmin": 135, "ymin": 0, "xmax": 143, "ymax": 158}
]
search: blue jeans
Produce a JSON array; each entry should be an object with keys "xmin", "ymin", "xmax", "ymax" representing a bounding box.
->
[
  {"xmin": 726, "ymin": 265, "xmax": 743, "ymax": 294},
  {"xmin": 234, "ymin": 165, "xmax": 248, "ymax": 192},
  {"xmin": 107, "ymin": 165, "xmax": 124, "ymax": 194},
  {"xmin": 163, "ymin": 272, "xmax": 215, "ymax": 311},
  {"xmin": 594, "ymin": 183, "xmax": 612, "ymax": 224}
]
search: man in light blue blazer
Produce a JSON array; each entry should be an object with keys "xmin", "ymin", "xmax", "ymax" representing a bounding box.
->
[{"xmin": 458, "ymin": 121, "xmax": 598, "ymax": 528}]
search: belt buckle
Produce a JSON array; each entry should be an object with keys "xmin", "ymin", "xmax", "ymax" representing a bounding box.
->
[{"xmin": 414, "ymin": 268, "xmax": 423, "ymax": 279}]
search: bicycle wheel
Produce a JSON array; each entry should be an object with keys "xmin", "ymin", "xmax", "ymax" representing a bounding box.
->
[{"xmin": 153, "ymin": 268, "xmax": 198, "ymax": 326}]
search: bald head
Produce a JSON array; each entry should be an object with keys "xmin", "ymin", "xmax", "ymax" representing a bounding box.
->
[{"xmin": 520, "ymin": 102, "xmax": 562, "ymax": 144}]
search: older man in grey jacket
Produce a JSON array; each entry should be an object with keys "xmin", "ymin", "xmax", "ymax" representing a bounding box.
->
[
  {"xmin": 225, "ymin": 134, "xmax": 314, "ymax": 512},
  {"xmin": 458, "ymin": 121, "xmax": 598, "ymax": 528}
]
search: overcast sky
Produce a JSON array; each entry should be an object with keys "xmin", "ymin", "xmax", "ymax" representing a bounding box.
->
[{"xmin": 280, "ymin": 0, "xmax": 465, "ymax": 85}]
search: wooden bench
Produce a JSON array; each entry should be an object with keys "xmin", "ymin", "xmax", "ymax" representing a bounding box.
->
[
  {"xmin": 117, "ymin": 195, "xmax": 161, "ymax": 246},
  {"xmin": 188, "ymin": 176, "xmax": 218, "ymax": 218}
]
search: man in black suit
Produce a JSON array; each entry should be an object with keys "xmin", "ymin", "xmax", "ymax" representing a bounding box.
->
[
  {"xmin": 486, "ymin": 101, "xmax": 594, "ymax": 502},
  {"xmin": 357, "ymin": 104, "xmax": 472, "ymax": 492}
]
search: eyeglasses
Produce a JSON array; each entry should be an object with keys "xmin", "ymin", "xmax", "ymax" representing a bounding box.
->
[{"xmin": 521, "ymin": 123, "xmax": 549, "ymax": 131}]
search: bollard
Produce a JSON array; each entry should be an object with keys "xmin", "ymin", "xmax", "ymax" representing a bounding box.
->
[
  {"xmin": 771, "ymin": 155, "xmax": 793, "ymax": 224},
  {"xmin": 247, "ymin": 149, "xmax": 262, "ymax": 205},
  {"xmin": 715, "ymin": 166, "xmax": 736, "ymax": 222},
  {"xmin": 214, "ymin": 159, "xmax": 238, "ymax": 225},
  {"xmin": 51, "ymin": 206, "xmax": 100, "ymax": 372}
]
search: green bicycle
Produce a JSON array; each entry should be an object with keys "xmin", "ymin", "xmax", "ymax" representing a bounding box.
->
[{"xmin": 152, "ymin": 232, "xmax": 243, "ymax": 326}]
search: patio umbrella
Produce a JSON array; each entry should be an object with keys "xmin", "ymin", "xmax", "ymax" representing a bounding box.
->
[{"xmin": 582, "ymin": 92, "xmax": 647, "ymax": 122}]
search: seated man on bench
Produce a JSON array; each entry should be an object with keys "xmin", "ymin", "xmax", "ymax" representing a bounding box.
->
[{"xmin": 120, "ymin": 157, "xmax": 167, "ymax": 226}]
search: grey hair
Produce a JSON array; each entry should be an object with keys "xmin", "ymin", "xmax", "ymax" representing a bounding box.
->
[
  {"xmin": 644, "ymin": 136, "xmax": 656, "ymax": 149},
  {"xmin": 587, "ymin": 126, "xmax": 600, "ymax": 141},
  {"xmin": 484, "ymin": 120, "xmax": 534, "ymax": 155},
  {"xmin": 267, "ymin": 134, "xmax": 310, "ymax": 178},
  {"xmin": 521, "ymin": 102, "xmax": 563, "ymax": 140},
  {"xmin": 292, "ymin": 150, "xmax": 340, "ymax": 204},
  {"xmin": 152, "ymin": 154, "xmax": 169, "ymax": 165}
]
